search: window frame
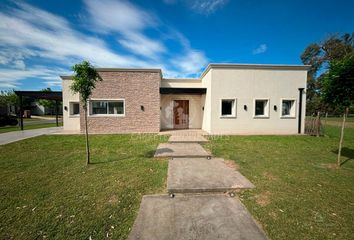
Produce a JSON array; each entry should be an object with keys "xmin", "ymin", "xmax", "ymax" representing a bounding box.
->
[
  {"xmin": 280, "ymin": 98, "xmax": 296, "ymax": 118},
  {"xmin": 253, "ymin": 98, "xmax": 270, "ymax": 118},
  {"xmin": 220, "ymin": 98, "xmax": 237, "ymax": 118},
  {"xmin": 88, "ymin": 99, "xmax": 125, "ymax": 117},
  {"xmin": 69, "ymin": 101, "xmax": 80, "ymax": 117}
]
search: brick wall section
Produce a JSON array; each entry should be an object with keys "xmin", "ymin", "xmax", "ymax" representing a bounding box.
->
[{"xmin": 80, "ymin": 71, "xmax": 161, "ymax": 133}]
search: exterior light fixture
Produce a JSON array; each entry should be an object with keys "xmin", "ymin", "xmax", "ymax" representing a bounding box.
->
[
  {"xmin": 274, "ymin": 105, "xmax": 277, "ymax": 111},
  {"xmin": 244, "ymin": 105, "xmax": 247, "ymax": 111}
]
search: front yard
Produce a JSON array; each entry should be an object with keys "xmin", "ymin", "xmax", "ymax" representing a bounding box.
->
[
  {"xmin": 207, "ymin": 125, "xmax": 354, "ymax": 239},
  {"xmin": 0, "ymin": 134, "xmax": 168, "ymax": 239}
]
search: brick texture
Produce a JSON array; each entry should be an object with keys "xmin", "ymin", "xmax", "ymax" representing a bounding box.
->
[{"xmin": 80, "ymin": 71, "xmax": 161, "ymax": 133}]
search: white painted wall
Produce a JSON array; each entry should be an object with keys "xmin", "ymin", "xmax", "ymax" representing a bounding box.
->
[
  {"xmin": 161, "ymin": 79, "xmax": 202, "ymax": 88},
  {"xmin": 62, "ymin": 79, "xmax": 80, "ymax": 131},
  {"xmin": 203, "ymin": 68, "xmax": 307, "ymax": 134},
  {"xmin": 201, "ymin": 70, "xmax": 212, "ymax": 132},
  {"xmin": 160, "ymin": 94, "xmax": 203, "ymax": 129}
]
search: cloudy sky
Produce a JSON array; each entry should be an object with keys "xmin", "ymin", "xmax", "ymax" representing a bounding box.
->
[{"xmin": 0, "ymin": 0, "xmax": 353, "ymax": 90}]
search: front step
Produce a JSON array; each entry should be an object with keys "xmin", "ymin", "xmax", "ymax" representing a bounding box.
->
[
  {"xmin": 154, "ymin": 143, "xmax": 211, "ymax": 158},
  {"xmin": 167, "ymin": 158, "xmax": 254, "ymax": 194}
]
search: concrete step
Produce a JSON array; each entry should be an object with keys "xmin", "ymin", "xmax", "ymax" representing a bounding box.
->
[
  {"xmin": 167, "ymin": 158, "xmax": 255, "ymax": 194},
  {"xmin": 154, "ymin": 143, "xmax": 211, "ymax": 158},
  {"xmin": 168, "ymin": 134, "xmax": 209, "ymax": 143}
]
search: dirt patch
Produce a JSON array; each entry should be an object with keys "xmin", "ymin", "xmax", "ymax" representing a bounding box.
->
[
  {"xmin": 262, "ymin": 171, "xmax": 278, "ymax": 181},
  {"xmin": 223, "ymin": 160, "xmax": 239, "ymax": 170},
  {"xmin": 108, "ymin": 195, "xmax": 119, "ymax": 204},
  {"xmin": 320, "ymin": 163, "xmax": 339, "ymax": 169},
  {"xmin": 255, "ymin": 191, "xmax": 271, "ymax": 207}
]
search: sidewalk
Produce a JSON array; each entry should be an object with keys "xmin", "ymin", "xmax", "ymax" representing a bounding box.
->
[
  {"xmin": 0, "ymin": 127, "xmax": 63, "ymax": 145},
  {"xmin": 129, "ymin": 130, "xmax": 267, "ymax": 239}
]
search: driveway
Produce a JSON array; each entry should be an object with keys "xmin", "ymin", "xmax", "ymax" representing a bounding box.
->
[{"xmin": 0, "ymin": 127, "xmax": 63, "ymax": 145}]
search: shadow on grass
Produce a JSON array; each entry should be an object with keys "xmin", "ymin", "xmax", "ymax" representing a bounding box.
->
[{"xmin": 332, "ymin": 147, "xmax": 354, "ymax": 166}]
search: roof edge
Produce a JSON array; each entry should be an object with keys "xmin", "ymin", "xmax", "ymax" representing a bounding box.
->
[
  {"xmin": 200, "ymin": 63, "xmax": 311, "ymax": 79},
  {"xmin": 96, "ymin": 68, "xmax": 162, "ymax": 73}
]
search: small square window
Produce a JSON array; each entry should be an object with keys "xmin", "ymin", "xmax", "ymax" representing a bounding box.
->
[
  {"xmin": 69, "ymin": 102, "xmax": 80, "ymax": 116},
  {"xmin": 254, "ymin": 99, "xmax": 269, "ymax": 117},
  {"xmin": 281, "ymin": 99, "xmax": 295, "ymax": 117},
  {"xmin": 221, "ymin": 99, "xmax": 236, "ymax": 117}
]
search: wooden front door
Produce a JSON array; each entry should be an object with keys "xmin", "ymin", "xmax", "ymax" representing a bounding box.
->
[{"xmin": 173, "ymin": 100, "xmax": 189, "ymax": 129}]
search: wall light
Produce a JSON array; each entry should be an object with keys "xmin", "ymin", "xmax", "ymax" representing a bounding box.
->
[
  {"xmin": 244, "ymin": 105, "xmax": 247, "ymax": 111},
  {"xmin": 141, "ymin": 105, "xmax": 145, "ymax": 111},
  {"xmin": 274, "ymin": 105, "xmax": 277, "ymax": 111}
]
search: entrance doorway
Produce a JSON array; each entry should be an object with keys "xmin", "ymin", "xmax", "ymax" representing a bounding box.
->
[{"xmin": 173, "ymin": 100, "xmax": 189, "ymax": 129}]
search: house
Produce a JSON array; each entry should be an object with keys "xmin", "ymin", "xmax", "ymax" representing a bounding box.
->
[{"xmin": 61, "ymin": 63, "xmax": 309, "ymax": 134}]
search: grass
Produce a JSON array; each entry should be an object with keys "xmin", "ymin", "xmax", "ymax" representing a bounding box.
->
[
  {"xmin": 0, "ymin": 122, "xmax": 63, "ymax": 134},
  {"xmin": 206, "ymin": 125, "xmax": 354, "ymax": 240},
  {"xmin": 0, "ymin": 134, "xmax": 168, "ymax": 239}
]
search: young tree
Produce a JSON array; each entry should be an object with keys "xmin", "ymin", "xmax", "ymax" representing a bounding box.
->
[
  {"xmin": 322, "ymin": 53, "xmax": 354, "ymax": 166},
  {"xmin": 70, "ymin": 61, "xmax": 101, "ymax": 164}
]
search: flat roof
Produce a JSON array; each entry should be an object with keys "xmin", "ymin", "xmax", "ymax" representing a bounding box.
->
[
  {"xmin": 200, "ymin": 63, "xmax": 311, "ymax": 79},
  {"xmin": 15, "ymin": 91, "xmax": 62, "ymax": 101},
  {"xmin": 61, "ymin": 64, "xmax": 311, "ymax": 81}
]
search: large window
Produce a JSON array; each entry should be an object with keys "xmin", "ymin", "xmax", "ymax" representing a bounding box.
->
[
  {"xmin": 90, "ymin": 100, "xmax": 125, "ymax": 116},
  {"xmin": 254, "ymin": 99, "xmax": 269, "ymax": 117},
  {"xmin": 69, "ymin": 102, "xmax": 80, "ymax": 116},
  {"xmin": 281, "ymin": 99, "xmax": 295, "ymax": 117},
  {"xmin": 220, "ymin": 99, "xmax": 236, "ymax": 117}
]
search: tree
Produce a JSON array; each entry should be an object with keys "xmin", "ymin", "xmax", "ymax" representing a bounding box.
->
[
  {"xmin": 37, "ymin": 88, "xmax": 55, "ymax": 115},
  {"xmin": 322, "ymin": 53, "xmax": 354, "ymax": 166},
  {"xmin": 70, "ymin": 61, "xmax": 102, "ymax": 165},
  {"xmin": 301, "ymin": 33, "xmax": 354, "ymax": 115}
]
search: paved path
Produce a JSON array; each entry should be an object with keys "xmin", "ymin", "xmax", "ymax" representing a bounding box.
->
[
  {"xmin": 130, "ymin": 130, "xmax": 267, "ymax": 239},
  {"xmin": 0, "ymin": 127, "xmax": 63, "ymax": 145}
]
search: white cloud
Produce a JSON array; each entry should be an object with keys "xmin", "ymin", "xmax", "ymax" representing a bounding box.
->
[
  {"xmin": 163, "ymin": 0, "xmax": 228, "ymax": 14},
  {"xmin": 0, "ymin": 0, "xmax": 209, "ymax": 89},
  {"xmin": 252, "ymin": 44, "xmax": 268, "ymax": 55},
  {"xmin": 191, "ymin": 0, "xmax": 228, "ymax": 14},
  {"xmin": 0, "ymin": 66, "xmax": 69, "ymax": 88}
]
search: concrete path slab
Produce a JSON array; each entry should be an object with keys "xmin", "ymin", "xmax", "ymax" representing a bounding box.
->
[
  {"xmin": 168, "ymin": 158, "xmax": 254, "ymax": 193},
  {"xmin": 154, "ymin": 143, "xmax": 211, "ymax": 158},
  {"xmin": 128, "ymin": 194, "xmax": 267, "ymax": 240},
  {"xmin": 168, "ymin": 134, "xmax": 208, "ymax": 143},
  {"xmin": 0, "ymin": 127, "xmax": 63, "ymax": 145}
]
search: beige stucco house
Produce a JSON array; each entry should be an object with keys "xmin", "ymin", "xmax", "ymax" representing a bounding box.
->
[{"xmin": 61, "ymin": 63, "xmax": 310, "ymax": 134}]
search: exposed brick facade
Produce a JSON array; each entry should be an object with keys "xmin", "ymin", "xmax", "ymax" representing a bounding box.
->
[{"xmin": 80, "ymin": 70, "xmax": 161, "ymax": 133}]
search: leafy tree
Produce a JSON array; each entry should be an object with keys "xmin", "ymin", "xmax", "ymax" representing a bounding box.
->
[
  {"xmin": 301, "ymin": 33, "xmax": 354, "ymax": 114},
  {"xmin": 0, "ymin": 90, "xmax": 18, "ymax": 108},
  {"xmin": 70, "ymin": 61, "xmax": 101, "ymax": 165},
  {"xmin": 322, "ymin": 54, "xmax": 354, "ymax": 166},
  {"xmin": 37, "ymin": 88, "xmax": 55, "ymax": 115}
]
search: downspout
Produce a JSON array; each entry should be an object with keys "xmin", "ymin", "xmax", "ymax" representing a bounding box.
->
[{"xmin": 298, "ymin": 88, "xmax": 304, "ymax": 134}]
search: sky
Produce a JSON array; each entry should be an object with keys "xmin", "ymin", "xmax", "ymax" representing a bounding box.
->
[{"xmin": 0, "ymin": 0, "xmax": 353, "ymax": 91}]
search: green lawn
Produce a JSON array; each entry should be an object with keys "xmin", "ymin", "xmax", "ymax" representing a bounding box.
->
[
  {"xmin": 0, "ymin": 134, "xmax": 168, "ymax": 239},
  {"xmin": 0, "ymin": 122, "xmax": 63, "ymax": 134},
  {"xmin": 206, "ymin": 126, "xmax": 354, "ymax": 240}
]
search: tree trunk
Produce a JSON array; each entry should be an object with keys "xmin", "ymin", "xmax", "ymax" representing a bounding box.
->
[
  {"xmin": 84, "ymin": 105, "xmax": 90, "ymax": 165},
  {"xmin": 337, "ymin": 107, "xmax": 348, "ymax": 167},
  {"xmin": 316, "ymin": 111, "xmax": 321, "ymax": 137}
]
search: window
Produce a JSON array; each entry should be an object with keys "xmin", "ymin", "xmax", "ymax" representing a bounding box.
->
[
  {"xmin": 281, "ymin": 99, "xmax": 295, "ymax": 117},
  {"xmin": 254, "ymin": 99, "xmax": 269, "ymax": 117},
  {"xmin": 90, "ymin": 100, "xmax": 124, "ymax": 116},
  {"xmin": 69, "ymin": 102, "xmax": 80, "ymax": 116},
  {"xmin": 220, "ymin": 99, "xmax": 236, "ymax": 117}
]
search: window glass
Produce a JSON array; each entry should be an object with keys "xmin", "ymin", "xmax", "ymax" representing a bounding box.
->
[
  {"xmin": 92, "ymin": 101, "xmax": 108, "ymax": 114},
  {"xmin": 255, "ymin": 100, "xmax": 266, "ymax": 116},
  {"xmin": 108, "ymin": 102, "xmax": 124, "ymax": 114},
  {"xmin": 72, "ymin": 103, "xmax": 80, "ymax": 115},
  {"xmin": 282, "ymin": 100, "xmax": 295, "ymax": 116},
  {"xmin": 221, "ymin": 100, "xmax": 233, "ymax": 116}
]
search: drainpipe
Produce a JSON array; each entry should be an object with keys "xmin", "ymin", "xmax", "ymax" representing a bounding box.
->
[{"xmin": 298, "ymin": 88, "xmax": 304, "ymax": 134}]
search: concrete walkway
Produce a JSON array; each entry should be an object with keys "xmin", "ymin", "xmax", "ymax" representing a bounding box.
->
[
  {"xmin": 0, "ymin": 127, "xmax": 63, "ymax": 145},
  {"xmin": 130, "ymin": 130, "xmax": 267, "ymax": 239}
]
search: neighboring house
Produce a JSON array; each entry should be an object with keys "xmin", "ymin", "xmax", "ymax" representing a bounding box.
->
[{"xmin": 61, "ymin": 63, "xmax": 309, "ymax": 134}]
